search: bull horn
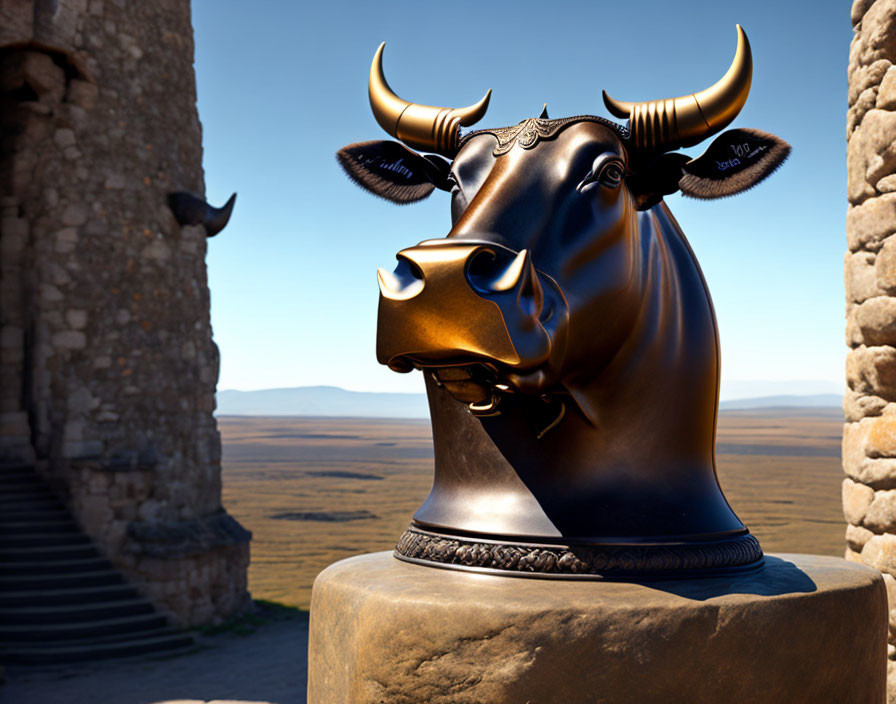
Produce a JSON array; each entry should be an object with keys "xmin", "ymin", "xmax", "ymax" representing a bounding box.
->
[
  {"xmin": 368, "ymin": 42, "xmax": 491, "ymax": 156},
  {"xmin": 602, "ymin": 25, "xmax": 752, "ymax": 151},
  {"xmin": 167, "ymin": 192, "xmax": 236, "ymax": 237}
]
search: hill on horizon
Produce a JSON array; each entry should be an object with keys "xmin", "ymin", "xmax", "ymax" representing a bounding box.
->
[
  {"xmin": 216, "ymin": 386, "xmax": 430, "ymax": 418},
  {"xmin": 216, "ymin": 386, "xmax": 842, "ymax": 419}
]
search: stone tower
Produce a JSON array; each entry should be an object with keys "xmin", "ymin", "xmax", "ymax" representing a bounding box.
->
[
  {"xmin": 845, "ymin": 0, "xmax": 896, "ymax": 697},
  {"xmin": 0, "ymin": 0, "xmax": 250, "ymax": 625}
]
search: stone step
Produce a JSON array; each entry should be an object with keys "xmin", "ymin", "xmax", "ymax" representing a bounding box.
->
[
  {"xmin": 0, "ymin": 486, "xmax": 53, "ymax": 498},
  {"xmin": 0, "ymin": 629, "xmax": 197, "ymax": 665},
  {"xmin": 0, "ymin": 612, "xmax": 169, "ymax": 642},
  {"xmin": 0, "ymin": 495, "xmax": 59, "ymax": 509},
  {"xmin": 0, "ymin": 555, "xmax": 113, "ymax": 576},
  {"xmin": 0, "ymin": 517, "xmax": 78, "ymax": 533},
  {"xmin": 0, "ymin": 464, "xmax": 37, "ymax": 475},
  {"xmin": 0, "ymin": 543, "xmax": 99, "ymax": 562},
  {"xmin": 0, "ymin": 508, "xmax": 70, "ymax": 524},
  {"xmin": 0, "ymin": 560, "xmax": 125, "ymax": 588},
  {"xmin": 0, "ymin": 597, "xmax": 155, "ymax": 625},
  {"xmin": 0, "ymin": 473, "xmax": 43, "ymax": 486},
  {"xmin": 0, "ymin": 487, "xmax": 65, "ymax": 506},
  {"xmin": 0, "ymin": 476, "xmax": 45, "ymax": 490},
  {"xmin": 0, "ymin": 499, "xmax": 65, "ymax": 514},
  {"xmin": 0, "ymin": 531, "xmax": 90, "ymax": 548},
  {"xmin": 0, "ymin": 465, "xmax": 200, "ymax": 666},
  {"xmin": 4, "ymin": 623, "xmax": 188, "ymax": 648},
  {"xmin": 0, "ymin": 483, "xmax": 57, "ymax": 497},
  {"xmin": 0, "ymin": 581, "xmax": 137, "ymax": 606},
  {"xmin": 0, "ymin": 477, "xmax": 43, "ymax": 489}
]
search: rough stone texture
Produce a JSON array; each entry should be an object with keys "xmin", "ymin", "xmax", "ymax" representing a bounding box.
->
[
  {"xmin": 879, "ymin": 67, "xmax": 896, "ymax": 110},
  {"xmin": 843, "ymin": 9, "xmax": 896, "ymax": 694},
  {"xmin": 0, "ymin": 1, "xmax": 249, "ymax": 625},
  {"xmin": 848, "ymin": 346, "xmax": 896, "ymax": 399},
  {"xmin": 879, "ymin": 236, "xmax": 896, "ymax": 292},
  {"xmin": 867, "ymin": 489, "xmax": 896, "ymax": 532},
  {"xmin": 847, "ymin": 194, "xmax": 896, "ymax": 251},
  {"xmin": 849, "ymin": 109, "xmax": 896, "ymax": 205},
  {"xmin": 849, "ymin": 522, "xmax": 876, "ymax": 551},
  {"xmin": 858, "ymin": 298, "xmax": 896, "ymax": 345},
  {"xmin": 848, "ymin": 250, "xmax": 882, "ymax": 302},
  {"xmin": 843, "ymin": 418, "xmax": 896, "ymax": 486},
  {"xmin": 845, "ymin": 477, "xmax": 876, "ymax": 524},
  {"xmin": 854, "ymin": 0, "xmax": 878, "ymax": 26},
  {"xmin": 845, "ymin": 388, "xmax": 889, "ymax": 421},
  {"xmin": 308, "ymin": 552, "xmax": 887, "ymax": 704}
]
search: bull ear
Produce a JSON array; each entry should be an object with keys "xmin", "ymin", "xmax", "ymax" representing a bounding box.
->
[
  {"xmin": 678, "ymin": 128, "xmax": 790, "ymax": 199},
  {"xmin": 336, "ymin": 140, "xmax": 452, "ymax": 204}
]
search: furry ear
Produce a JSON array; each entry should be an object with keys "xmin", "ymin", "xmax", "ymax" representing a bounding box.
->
[
  {"xmin": 678, "ymin": 128, "xmax": 790, "ymax": 199},
  {"xmin": 336, "ymin": 140, "xmax": 452, "ymax": 204}
]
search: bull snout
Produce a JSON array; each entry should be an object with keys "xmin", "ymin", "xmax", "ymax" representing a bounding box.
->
[{"xmin": 376, "ymin": 239, "xmax": 568, "ymax": 403}]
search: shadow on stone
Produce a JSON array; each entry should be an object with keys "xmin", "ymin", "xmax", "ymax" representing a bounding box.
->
[{"xmin": 637, "ymin": 555, "xmax": 817, "ymax": 600}]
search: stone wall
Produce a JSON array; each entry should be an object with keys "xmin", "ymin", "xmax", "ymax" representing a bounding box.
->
[
  {"xmin": 0, "ymin": 0, "xmax": 250, "ymax": 625},
  {"xmin": 846, "ymin": 0, "xmax": 896, "ymax": 697}
]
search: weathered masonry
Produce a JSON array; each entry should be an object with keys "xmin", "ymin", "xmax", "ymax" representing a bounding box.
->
[
  {"xmin": 845, "ymin": 0, "xmax": 896, "ymax": 698},
  {"xmin": 0, "ymin": 0, "xmax": 250, "ymax": 625}
]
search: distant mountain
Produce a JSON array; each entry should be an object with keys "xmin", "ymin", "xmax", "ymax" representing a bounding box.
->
[
  {"xmin": 720, "ymin": 379, "xmax": 842, "ymax": 399},
  {"xmin": 719, "ymin": 394, "xmax": 842, "ymax": 410},
  {"xmin": 216, "ymin": 386, "xmax": 429, "ymax": 418},
  {"xmin": 217, "ymin": 386, "xmax": 842, "ymax": 418}
]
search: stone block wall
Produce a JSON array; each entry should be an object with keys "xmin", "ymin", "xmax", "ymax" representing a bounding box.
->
[
  {"xmin": 846, "ymin": 0, "xmax": 896, "ymax": 697},
  {"xmin": 0, "ymin": 0, "xmax": 250, "ymax": 625}
]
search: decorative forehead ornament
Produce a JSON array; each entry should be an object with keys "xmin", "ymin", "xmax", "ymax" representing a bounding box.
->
[{"xmin": 464, "ymin": 116, "xmax": 629, "ymax": 156}]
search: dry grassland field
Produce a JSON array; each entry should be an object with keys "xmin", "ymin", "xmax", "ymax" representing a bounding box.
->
[{"xmin": 219, "ymin": 408, "xmax": 845, "ymax": 610}]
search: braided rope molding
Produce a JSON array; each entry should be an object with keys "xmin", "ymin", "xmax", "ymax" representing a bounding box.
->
[{"xmin": 395, "ymin": 526, "xmax": 763, "ymax": 575}]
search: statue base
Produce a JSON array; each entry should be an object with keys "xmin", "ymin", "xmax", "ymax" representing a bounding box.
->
[
  {"xmin": 395, "ymin": 524, "xmax": 763, "ymax": 576},
  {"xmin": 308, "ymin": 552, "xmax": 887, "ymax": 704}
]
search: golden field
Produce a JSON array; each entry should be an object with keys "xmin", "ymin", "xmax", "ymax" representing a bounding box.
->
[{"xmin": 219, "ymin": 408, "xmax": 845, "ymax": 610}]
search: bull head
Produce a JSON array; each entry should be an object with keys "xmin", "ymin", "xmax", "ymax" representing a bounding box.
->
[
  {"xmin": 336, "ymin": 27, "xmax": 789, "ymax": 576},
  {"xmin": 339, "ymin": 26, "xmax": 788, "ymax": 418}
]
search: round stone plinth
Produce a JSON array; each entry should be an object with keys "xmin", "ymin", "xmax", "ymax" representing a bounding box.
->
[{"xmin": 308, "ymin": 552, "xmax": 887, "ymax": 704}]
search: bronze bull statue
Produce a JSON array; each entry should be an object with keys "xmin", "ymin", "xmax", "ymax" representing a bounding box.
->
[{"xmin": 338, "ymin": 26, "xmax": 789, "ymax": 577}]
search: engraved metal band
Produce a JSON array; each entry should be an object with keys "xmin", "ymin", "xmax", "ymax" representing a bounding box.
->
[{"xmin": 395, "ymin": 526, "xmax": 763, "ymax": 577}]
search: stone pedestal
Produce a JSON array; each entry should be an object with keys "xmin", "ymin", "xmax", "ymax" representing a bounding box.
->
[{"xmin": 308, "ymin": 552, "xmax": 887, "ymax": 704}]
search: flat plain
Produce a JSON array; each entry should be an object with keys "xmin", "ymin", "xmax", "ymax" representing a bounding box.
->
[{"xmin": 219, "ymin": 408, "xmax": 845, "ymax": 610}]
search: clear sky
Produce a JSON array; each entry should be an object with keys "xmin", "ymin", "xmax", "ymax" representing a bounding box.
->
[{"xmin": 192, "ymin": 0, "xmax": 851, "ymax": 399}]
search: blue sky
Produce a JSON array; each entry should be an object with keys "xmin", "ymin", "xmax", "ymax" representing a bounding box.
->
[{"xmin": 192, "ymin": 0, "xmax": 851, "ymax": 399}]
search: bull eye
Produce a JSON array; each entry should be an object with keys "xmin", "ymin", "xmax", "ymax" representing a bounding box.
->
[
  {"xmin": 579, "ymin": 154, "xmax": 626, "ymax": 193},
  {"xmin": 599, "ymin": 161, "xmax": 625, "ymax": 188}
]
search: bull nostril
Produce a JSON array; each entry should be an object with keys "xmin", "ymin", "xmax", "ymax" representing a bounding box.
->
[
  {"xmin": 518, "ymin": 278, "xmax": 544, "ymax": 319},
  {"xmin": 377, "ymin": 258, "xmax": 424, "ymax": 300},
  {"xmin": 515, "ymin": 250, "xmax": 544, "ymax": 319},
  {"xmin": 491, "ymin": 249, "xmax": 529, "ymax": 292},
  {"xmin": 465, "ymin": 247, "xmax": 545, "ymax": 318},
  {"xmin": 465, "ymin": 248, "xmax": 497, "ymax": 292},
  {"xmin": 491, "ymin": 249, "xmax": 544, "ymax": 319}
]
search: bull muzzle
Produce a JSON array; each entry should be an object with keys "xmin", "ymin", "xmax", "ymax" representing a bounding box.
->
[{"xmin": 376, "ymin": 239, "xmax": 568, "ymax": 409}]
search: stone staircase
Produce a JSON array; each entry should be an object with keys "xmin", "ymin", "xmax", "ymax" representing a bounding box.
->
[{"xmin": 0, "ymin": 464, "xmax": 196, "ymax": 664}]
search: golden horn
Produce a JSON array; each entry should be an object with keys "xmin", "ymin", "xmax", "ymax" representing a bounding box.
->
[
  {"xmin": 368, "ymin": 43, "xmax": 491, "ymax": 156},
  {"xmin": 602, "ymin": 25, "xmax": 752, "ymax": 151}
]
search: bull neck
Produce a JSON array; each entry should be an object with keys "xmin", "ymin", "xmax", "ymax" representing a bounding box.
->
[{"xmin": 413, "ymin": 202, "xmax": 743, "ymax": 541}]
